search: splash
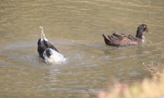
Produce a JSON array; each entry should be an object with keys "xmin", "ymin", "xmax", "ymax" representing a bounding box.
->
[
  {"xmin": 39, "ymin": 26, "xmax": 47, "ymax": 40},
  {"xmin": 39, "ymin": 26, "xmax": 66, "ymax": 64},
  {"xmin": 43, "ymin": 48, "xmax": 66, "ymax": 64}
]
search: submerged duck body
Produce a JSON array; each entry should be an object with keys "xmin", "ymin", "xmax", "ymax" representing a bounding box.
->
[
  {"xmin": 102, "ymin": 24, "xmax": 150, "ymax": 46},
  {"xmin": 37, "ymin": 26, "xmax": 66, "ymax": 63},
  {"xmin": 43, "ymin": 48, "xmax": 65, "ymax": 63}
]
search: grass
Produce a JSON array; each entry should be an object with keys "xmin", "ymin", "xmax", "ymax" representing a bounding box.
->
[{"xmin": 98, "ymin": 63, "xmax": 164, "ymax": 98}]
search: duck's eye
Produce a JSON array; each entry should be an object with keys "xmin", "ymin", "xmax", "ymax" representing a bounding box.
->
[
  {"xmin": 143, "ymin": 25, "xmax": 147, "ymax": 28},
  {"xmin": 143, "ymin": 26, "xmax": 147, "ymax": 30}
]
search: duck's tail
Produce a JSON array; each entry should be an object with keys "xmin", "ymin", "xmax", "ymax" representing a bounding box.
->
[
  {"xmin": 102, "ymin": 34, "xmax": 111, "ymax": 45},
  {"xmin": 102, "ymin": 34, "xmax": 110, "ymax": 40}
]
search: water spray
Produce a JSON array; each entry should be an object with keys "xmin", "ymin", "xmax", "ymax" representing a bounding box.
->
[{"xmin": 39, "ymin": 26, "xmax": 46, "ymax": 39}]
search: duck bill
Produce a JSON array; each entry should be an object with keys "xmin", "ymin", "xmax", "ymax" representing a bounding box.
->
[
  {"xmin": 146, "ymin": 28, "xmax": 151, "ymax": 33},
  {"xmin": 147, "ymin": 31, "xmax": 151, "ymax": 33}
]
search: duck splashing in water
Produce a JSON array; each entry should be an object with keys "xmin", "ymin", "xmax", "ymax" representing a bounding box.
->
[{"xmin": 37, "ymin": 26, "xmax": 66, "ymax": 64}]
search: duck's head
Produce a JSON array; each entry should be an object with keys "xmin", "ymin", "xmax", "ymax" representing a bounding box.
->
[
  {"xmin": 136, "ymin": 24, "xmax": 150, "ymax": 39},
  {"xmin": 44, "ymin": 48, "xmax": 58, "ymax": 63},
  {"xmin": 45, "ymin": 48, "xmax": 53, "ymax": 57},
  {"xmin": 43, "ymin": 48, "xmax": 66, "ymax": 63}
]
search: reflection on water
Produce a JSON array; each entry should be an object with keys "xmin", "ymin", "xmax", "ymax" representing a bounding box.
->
[{"xmin": 0, "ymin": 0, "xmax": 164, "ymax": 97}]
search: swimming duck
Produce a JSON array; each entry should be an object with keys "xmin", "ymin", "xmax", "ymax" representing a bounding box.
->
[
  {"xmin": 102, "ymin": 24, "xmax": 150, "ymax": 46},
  {"xmin": 37, "ymin": 26, "xmax": 66, "ymax": 63}
]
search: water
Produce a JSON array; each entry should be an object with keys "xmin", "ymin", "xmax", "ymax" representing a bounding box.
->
[{"xmin": 0, "ymin": 0, "xmax": 164, "ymax": 97}]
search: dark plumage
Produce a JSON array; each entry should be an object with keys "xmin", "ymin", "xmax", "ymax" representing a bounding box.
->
[
  {"xmin": 37, "ymin": 38, "xmax": 59, "ymax": 59},
  {"xmin": 102, "ymin": 24, "xmax": 150, "ymax": 46}
]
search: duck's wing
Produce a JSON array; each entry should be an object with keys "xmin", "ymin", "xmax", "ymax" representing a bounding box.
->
[
  {"xmin": 127, "ymin": 35, "xmax": 138, "ymax": 41},
  {"xmin": 113, "ymin": 32, "xmax": 139, "ymax": 41},
  {"xmin": 43, "ymin": 39, "xmax": 59, "ymax": 52},
  {"xmin": 37, "ymin": 39, "xmax": 47, "ymax": 58},
  {"xmin": 113, "ymin": 32, "xmax": 133, "ymax": 40},
  {"xmin": 112, "ymin": 32, "xmax": 125, "ymax": 40}
]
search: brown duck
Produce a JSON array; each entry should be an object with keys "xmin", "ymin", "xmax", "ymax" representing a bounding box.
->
[{"xmin": 102, "ymin": 24, "xmax": 150, "ymax": 46}]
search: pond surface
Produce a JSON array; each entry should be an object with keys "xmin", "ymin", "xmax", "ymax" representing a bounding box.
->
[{"xmin": 0, "ymin": 0, "xmax": 164, "ymax": 97}]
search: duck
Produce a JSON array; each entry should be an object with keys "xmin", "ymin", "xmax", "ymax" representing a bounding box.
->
[
  {"xmin": 102, "ymin": 24, "xmax": 150, "ymax": 46},
  {"xmin": 37, "ymin": 26, "xmax": 66, "ymax": 63}
]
